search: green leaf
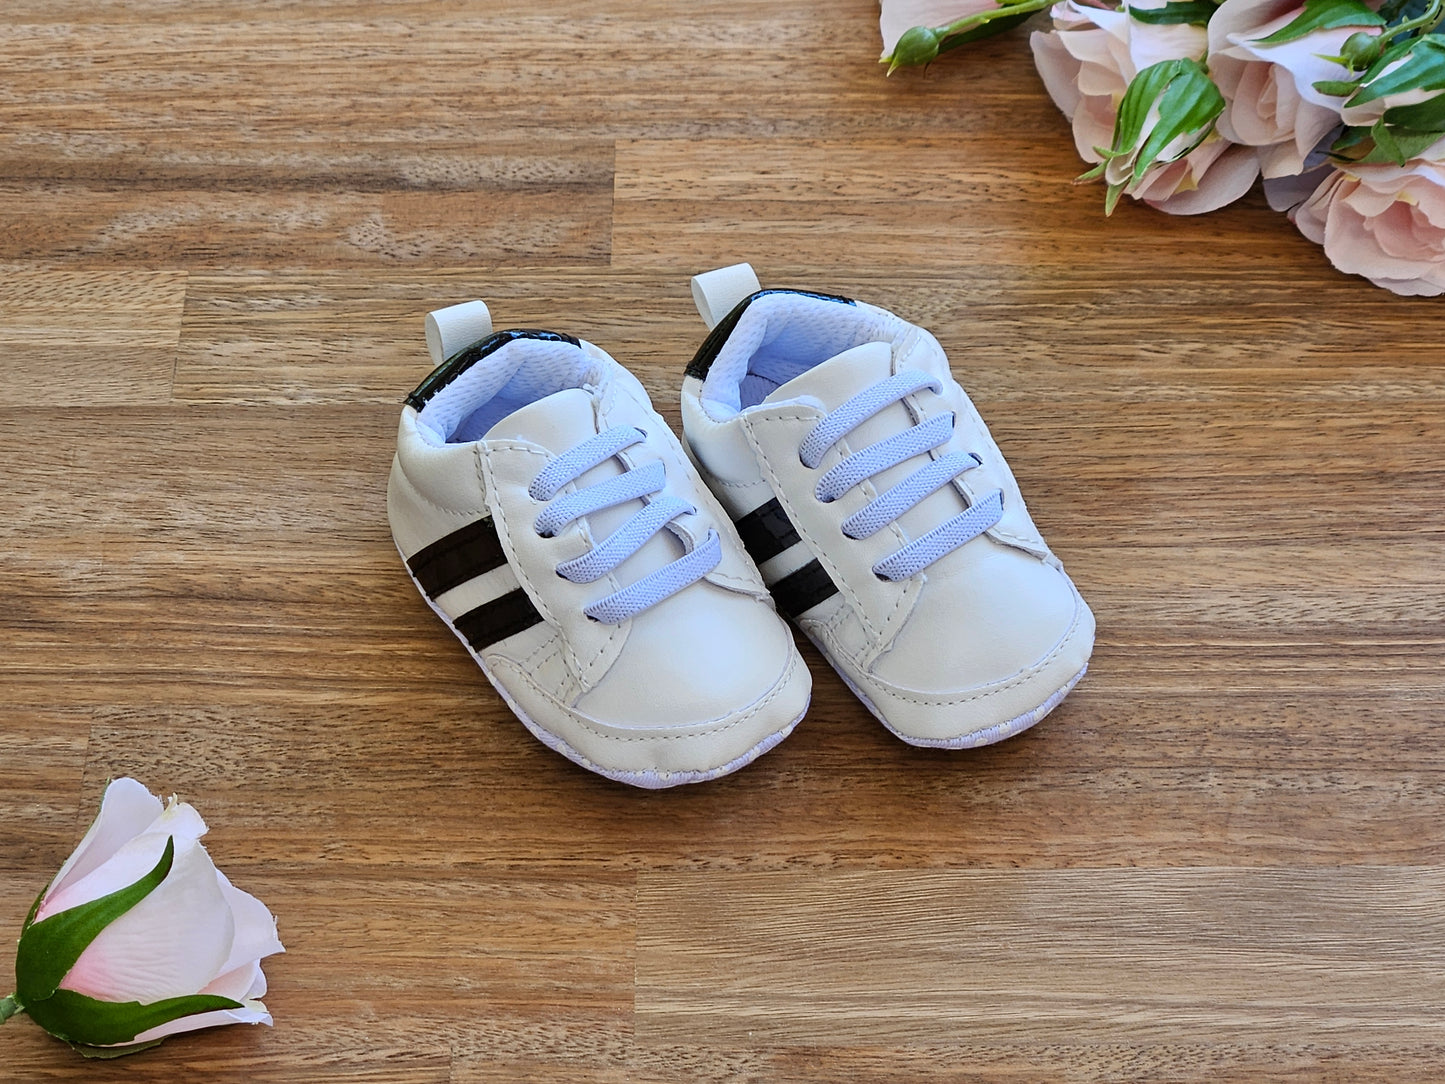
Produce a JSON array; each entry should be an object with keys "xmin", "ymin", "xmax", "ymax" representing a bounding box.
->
[
  {"xmin": 1379, "ymin": 0, "xmax": 1432, "ymax": 22},
  {"xmin": 1254, "ymin": 0, "xmax": 1385, "ymax": 45},
  {"xmin": 1126, "ymin": 1, "xmax": 1220, "ymax": 26},
  {"xmin": 1330, "ymin": 123, "xmax": 1375, "ymax": 152},
  {"xmin": 1373, "ymin": 116, "xmax": 1407, "ymax": 161},
  {"xmin": 1347, "ymin": 36, "xmax": 1445, "ymax": 107},
  {"xmin": 1132, "ymin": 62, "xmax": 1226, "ymax": 183},
  {"xmin": 1109, "ymin": 59, "xmax": 1192, "ymax": 162},
  {"xmin": 1383, "ymin": 90, "xmax": 1445, "ymax": 129},
  {"xmin": 1355, "ymin": 121, "xmax": 1445, "ymax": 160},
  {"xmin": 23, "ymin": 988, "xmax": 244, "ymax": 1048},
  {"xmin": 1314, "ymin": 78, "xmax": 1364, "ymax": 96},
  {"xmin": 14, "ymin": 837, "xmax": 175, "ymax": 1006}
]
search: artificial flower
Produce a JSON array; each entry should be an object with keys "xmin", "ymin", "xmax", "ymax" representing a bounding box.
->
[
  {"xmin": 1031, "ymin": 1, "xmax": 1260, "ymax": 213},
  {"xmin": 1208, "ymin": 0, "xmax": 1385, "ymax": 177},
  {"xmin": 2, "ymin": 778, "xmax": 283, "ymax": 1056},
  {"xmin": 1292, "ymin": 137, "xmax": 1445, "ymax": 294}
]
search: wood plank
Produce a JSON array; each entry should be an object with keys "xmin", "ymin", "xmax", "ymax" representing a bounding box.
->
[
  {"xmin": 63, "ymin": 704, "xmax": 1445, "ymax": 871},
  {"xmin": 2, "ymin": 0, "xmax": 1445, "ymax": 1078},
  {"xmin": 612, "ymin": 137, "xmax": 1400, "ymax": 285},
  {"xmin": 0, "ymin": 711, "xmax": 88, "ymax": 873},
  {"xmin": 0, "ymin": 270, "xmax": 184, "ymax": 404},
  {"xmin": 636, "ymin": 869, "xmax": 1445, "ymax": 1055}
]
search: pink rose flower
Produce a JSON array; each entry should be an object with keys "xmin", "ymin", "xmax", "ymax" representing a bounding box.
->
[
  {"xmin": 1208, "ymin": 0, "xmax": 1383, "ymax": 178},
  {"xmin": 1292, "ymin": 139, "xmax": 1445, "ymax": 296},
  {"xmin": 880, "ymin": 0, "xmax": 1000, "ymax": 56},
  {"xmin": 11, "ymin": 778, "xmax": 283, "ymax": 1051},
  {"xmin": 1031, "ymin": 1, "xmax": 1259, "ymax": 213}
]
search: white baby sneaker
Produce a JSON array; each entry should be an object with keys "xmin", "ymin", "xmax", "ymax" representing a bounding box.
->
[
  {"xmin": 388, "ymin": 299, "xmax": 811, "ymax": 787},
  {"xmin": 680, "ymin": 264, "xmax": 1093, "ymax": 748}
]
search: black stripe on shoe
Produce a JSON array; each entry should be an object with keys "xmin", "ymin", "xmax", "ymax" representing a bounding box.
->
[
  {"xmin": 453, "ymin": 588, "xmax": 544, "ymax": 652},
  {"xmin": 406, "ymin": 328, "xmax": 580, "ymax": 410},
  {"xmin": 733, "ymin": 497, "xmax": 801, "ymax": 566},
  {"xmin": 407, "ymin": 517, "xmax": 509, "ymax": 599},
  {"xmin": 685, "ymin": 289, "xmax": 855, "ymax": 381},
  {"xmin": 770, "ymin": 560, "xmax": 840, "ymax": 621}
]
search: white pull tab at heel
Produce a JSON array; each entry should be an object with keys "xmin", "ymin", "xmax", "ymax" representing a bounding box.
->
[
  {"xmin": 690, "ymin": 263, "xmax": 761, "ymax": 329},
  {"xmin": 424, "ymin": 300, "xmax": 494, "ymax": 366}
]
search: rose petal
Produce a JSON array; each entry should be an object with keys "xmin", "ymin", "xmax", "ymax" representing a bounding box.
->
[
  {"xmin": 38, "ymin": 797, "xmax": 209, "ymax": 921},
  {"xmin": 1139, "ymin": 142, "xmax": 1262, "ymax": 215},
  {"xmin": 1030, "ymin": 29, "xmax": 1083, "ymax": 120},
  {"xmin": 215, "ymin": 870, "xmax": 284, "ymax": 975},
  {"xmin": 201, "ymin": 959, "xmax": 266, "ymax": 1002},
  {"xmin": 1264, "ymin": 164, "xmax": 1333, "ymax": 212},
  {"xmin": 61, "ymin": 833, "xmax": 233, "ymax": 1004},
  {"xmin": 42, "ymin": 779, "xmax": 162, "ymax": 907},
  {"xmin": 126, "ymin": 1000, "xmax": 273, "ymax": 1045}
]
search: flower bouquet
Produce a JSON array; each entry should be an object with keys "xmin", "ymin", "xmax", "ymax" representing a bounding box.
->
[{"xmin": 881, "ymin": 0, "xmax": 1445, "ymax": 295}]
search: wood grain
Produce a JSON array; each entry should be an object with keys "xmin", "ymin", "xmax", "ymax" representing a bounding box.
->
[{"xmin": 2, "ymin": 1, "xmax": 1444, "ymax": 1081}]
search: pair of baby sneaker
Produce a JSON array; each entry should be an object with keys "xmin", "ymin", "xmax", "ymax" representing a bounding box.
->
[{"xmin": 387, "ymin": 263, "xmax": 1095, "ymax": 789}]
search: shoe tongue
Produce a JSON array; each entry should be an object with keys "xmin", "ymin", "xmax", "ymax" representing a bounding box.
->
[
  {"xmin": 761, "ymin": 340, "xmax": 894, "ymax": 410},
  {"xmin": 483, "ymin": 387, "xmax": 598, "ymax": 454}
]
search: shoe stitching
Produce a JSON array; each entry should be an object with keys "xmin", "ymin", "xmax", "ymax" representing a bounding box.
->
[
  {"xmin": 489, "ymin": 643, "xmax": 802, "ymax": 745},
  {"xmin": 476, "ymin": 444, "xmax": 590, "ymax": 684},
  {"xmin": 843, "ymin": 592, "xmax": 1086, "ymax": 709},
  {"xmin": 392, "ymin": 457, "xmax": 486, "ymax": 521}
]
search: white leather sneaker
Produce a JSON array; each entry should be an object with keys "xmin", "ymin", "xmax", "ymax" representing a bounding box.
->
[
  {"xmin": 680, "ymin": 264, "xmax": 1093, "ymax": 748},
  {"xmin": 388, "ymin": 299, "xmax": 811, "ymax": 787}
]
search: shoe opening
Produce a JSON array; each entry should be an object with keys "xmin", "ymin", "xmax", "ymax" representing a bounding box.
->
[
  {"xmin": 699, "ymin": 292, "xmax": 901, "ymax": 417},
  {"xmin": 414, "ymin": 334, "xmax": 600, "ymax": 444}
]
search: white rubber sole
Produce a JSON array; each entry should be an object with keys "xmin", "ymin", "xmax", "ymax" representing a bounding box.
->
[{"xmin": 396, "ymin": 541, "xmax": 807, "ymax": 788}]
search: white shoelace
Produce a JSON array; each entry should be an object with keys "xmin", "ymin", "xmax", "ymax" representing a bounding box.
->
[
  {"xmin": 529, "ymin": 426, "xmax": 721, "ymax": 623},
  {"xmin": 801, "ymin": 369, "xmax": 1003, "ymax": 581}
]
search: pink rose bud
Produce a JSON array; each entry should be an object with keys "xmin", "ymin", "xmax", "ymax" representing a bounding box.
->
[{"xmin": 2, "ymin": 778, "xmax": 283, "ymax": 1057}]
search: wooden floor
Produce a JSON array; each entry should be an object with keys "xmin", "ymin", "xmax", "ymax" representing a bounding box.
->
[{"xmin": 3, "ymin": 2, "xmax": 1444, "ymax": 1081}]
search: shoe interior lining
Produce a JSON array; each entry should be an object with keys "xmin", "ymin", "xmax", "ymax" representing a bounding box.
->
[
  {"xmin": 701, "ymin": 293, "xmax": 899, "ymax": 415},
  {"xmin": 417, "ymin": 338, "xmax": 598, "ymax": 444}
]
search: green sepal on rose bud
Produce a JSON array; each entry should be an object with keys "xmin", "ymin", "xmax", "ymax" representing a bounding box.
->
[
  {"xmin": 11, "ymin": 836, "xmax": 243, "ymax": 1053},
  {"xmin": 1125, "ymin": 2, "xmax": 1222, "ymax": 27},
  {"xmin": 887, "ymin": 25, "xmax": 943, "ymax": 71},
  {"xmin": 29, "ymin": 989, "xmax": 247, "ymax": 1053},
  {"xmin": 1079, "ymin": 58, "xmax": 1226, "ymax": 214}
]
